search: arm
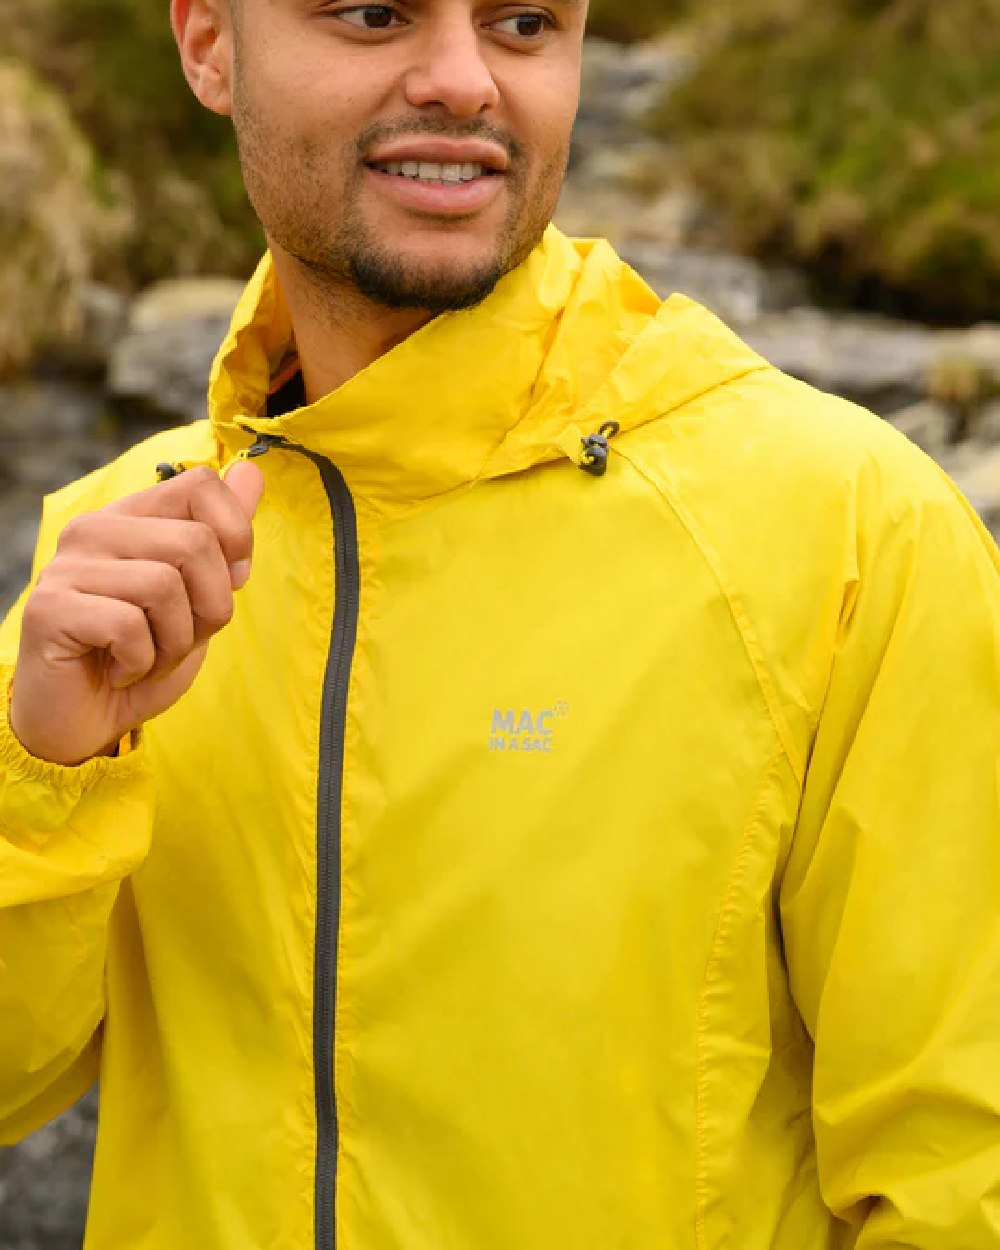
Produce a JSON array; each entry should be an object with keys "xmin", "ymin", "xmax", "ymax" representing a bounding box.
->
[
  {"xmin": 0, "ymin": 651, "xmax": 152, "ymax": 1143},
  {"xmin": 781, "ymin": 467, "xmax": 1000, "ymax": 1246},
  {"xmin": 0, "ymin": 462, "xmax": 263, "ymax": 1143}
]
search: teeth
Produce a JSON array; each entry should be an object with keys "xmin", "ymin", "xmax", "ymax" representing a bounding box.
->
[{"xmin": 373, "ymin": 160, "xmax": 490, "ymax": 183}]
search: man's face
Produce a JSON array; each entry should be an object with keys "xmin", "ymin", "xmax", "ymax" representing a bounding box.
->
[{"xmin": 225, "ymin": 0, "xmax": 587, "ymax": 312}]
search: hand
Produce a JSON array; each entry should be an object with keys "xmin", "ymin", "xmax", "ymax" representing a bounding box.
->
[{"xmin": 9, "ymin": 462, "xmax": 265, "ymax": 767}]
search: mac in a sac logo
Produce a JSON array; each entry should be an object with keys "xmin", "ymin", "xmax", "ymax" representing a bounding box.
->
[{"xmin": 488, "ymin": 702, "xmax": 570, "ymax": 753}]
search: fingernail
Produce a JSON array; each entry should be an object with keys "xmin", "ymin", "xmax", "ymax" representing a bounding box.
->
[{"xmin": 231, "ymin": 559, "xmax": 252, "ymax": 590}]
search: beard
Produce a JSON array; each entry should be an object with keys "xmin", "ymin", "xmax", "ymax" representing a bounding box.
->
[{"xmin": 233, "ymin": 97, "xmax": 569, "ymax": 315}]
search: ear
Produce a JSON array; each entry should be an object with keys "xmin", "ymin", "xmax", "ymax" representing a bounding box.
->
[{"xmin": 171, "ymin": 0, "xmax": 234, "ymax": 117}]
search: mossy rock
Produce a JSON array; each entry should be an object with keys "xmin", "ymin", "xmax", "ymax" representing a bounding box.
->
[
  {"xmin": 0, "ymin": 59, "xmax": 113, "ymax": 374},
  {"xmin": 653, "ymin": 0, "xmax": 1000, "ymax": 323}
]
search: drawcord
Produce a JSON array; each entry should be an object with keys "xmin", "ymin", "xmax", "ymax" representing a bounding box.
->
[
  {"xmin": 155, "ymin": 429, "xmax": 289, "ymax": 483},
  {"xmin": 579, "ymin": 421, "xmax": 620, "ymax": 477},
  {"xmin": 160, "ymin": 425, "xmax": 617, "ymax": 482}
]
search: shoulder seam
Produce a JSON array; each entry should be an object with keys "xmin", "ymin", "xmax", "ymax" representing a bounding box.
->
[{"xmin": 613, "ymin": 445, "xmax": 806, "ymax": 785}]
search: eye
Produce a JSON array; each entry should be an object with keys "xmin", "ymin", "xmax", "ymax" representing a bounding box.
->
[
  {"xmin": 336, "ymin": 5, "xmax": 402, "ymax": 30},
  {"xmin": 491, "ymin": 12, "xmax": 552, "ymax": 40}
]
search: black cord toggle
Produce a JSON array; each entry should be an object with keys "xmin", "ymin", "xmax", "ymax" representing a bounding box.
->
[{"xmin": 579, "ymin": 421, "xmax": 621, "ymax": 477}]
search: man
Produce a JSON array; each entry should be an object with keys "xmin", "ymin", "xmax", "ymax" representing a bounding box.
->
[{"xmin": 1, "ymin": 0, "xmax": 998, "ymax": 1246}]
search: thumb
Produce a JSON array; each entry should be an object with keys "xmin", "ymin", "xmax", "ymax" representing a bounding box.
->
[{"xmin": 223, "ymin": 459, "xmax": 266, "ymax": 520}]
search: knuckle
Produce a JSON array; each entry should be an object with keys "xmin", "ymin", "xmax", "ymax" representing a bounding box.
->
[
  {"xmin": 158, "ymin": 634, "xmax": 191, "ymax": 663},
  {"xmin": 31, "ymin": 563, "xmax": 60, "ymax": 593},
  {"xmin": 21, "ymin": 586, "xmax": 55, "ymax": 633},
  {"xmin": 149, "ymin": 563, "xmax": 183, "ymax": 604},
  {"xmin": 57, "ymin": 511, "xmax": 96, "ymax": 551},
  {"xmin": 200, "ymin": 598, "xmax": 234, "ymax": 633},
  {"xmin": 185, "ymin": 521, "xmax": 219, "ymax": 560},
  {"xmin": 114, "ymin": 602, "xmax": 146, "ymax": 640},
  {"xmin": 219, "ymin": 523, "xmax": 253, "ymax": 563}
]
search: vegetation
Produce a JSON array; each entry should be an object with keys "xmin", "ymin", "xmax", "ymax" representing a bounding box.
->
[
  {"xmin": 654, "ymin": 0, "xmax": 1000, "ymax": 323},
  {"xmin": 0, "ymin": 60, "xmax": 112, "ymax": 374},
  {"xmin": 4, "ymin": 0, "xmax": 262, "ymax": 288},
  {"xmin": 586, "ymin": 0, "xmax": 678, "ymax": 43}
]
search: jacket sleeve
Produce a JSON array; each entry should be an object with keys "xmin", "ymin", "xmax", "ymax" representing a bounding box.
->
[
  {"xmin": 780, "ymin": 454, "xmax": 1000, "ymax": 1246},
  {"xmin": 0, "ymin": 492, "xmax": 154, "ymax": 1146}
]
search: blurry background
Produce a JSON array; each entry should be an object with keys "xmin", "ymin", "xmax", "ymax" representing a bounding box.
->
[{"xmin": 1, "ymin": 0, "xmax": 999, "ymax": 1243}]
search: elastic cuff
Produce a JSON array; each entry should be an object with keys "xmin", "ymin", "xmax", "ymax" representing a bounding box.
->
[{"xmin": 0, "ymin": 670, "xmax": 145, "ymax": 794}]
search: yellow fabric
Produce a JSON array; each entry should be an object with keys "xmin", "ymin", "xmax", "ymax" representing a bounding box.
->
[{"xmin": 1, "ymin": 227, "xmax": 998, "ymax": 1249}]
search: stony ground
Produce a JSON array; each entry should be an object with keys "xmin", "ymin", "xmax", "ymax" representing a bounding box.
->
[{"xmin": 2, "ymin": 36, "xmax": 999, "ymax": 1249}]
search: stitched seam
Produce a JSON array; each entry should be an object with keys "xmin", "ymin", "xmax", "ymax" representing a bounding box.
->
[
  {"xmin": 694, "ymin": 746, "xmax": 787, "ymax": 1250},
  {"xmin": 613, "ymin": 446, "xmax": 805, "ymax": 785}
]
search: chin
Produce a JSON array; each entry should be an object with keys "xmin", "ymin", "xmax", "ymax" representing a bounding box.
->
[{"xmin": 348, "ymin": 245, "xmax": 513, "ymax": 314}]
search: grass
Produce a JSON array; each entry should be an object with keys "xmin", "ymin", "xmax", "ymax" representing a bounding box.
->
[{"xmin": 652, "ymin": 0, "xmax": 1000, "ymax": 323}]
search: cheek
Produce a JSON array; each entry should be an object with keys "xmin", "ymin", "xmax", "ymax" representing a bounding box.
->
[
  {"xmin": 239, "ymin": 37, "xmax": 365, "ymax": 145},
  {"xmin": 507, "ymin": 71, "xmax": 579, "ymax": 163}
]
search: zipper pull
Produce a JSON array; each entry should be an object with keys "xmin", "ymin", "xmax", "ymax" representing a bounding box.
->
[
  {"xmin": 579, "ymin": 421, "xmax": 621, "ymax": 477},
  {"xmin": 239, "ymin": 431, "xmax": 289, "ymax": 461}
]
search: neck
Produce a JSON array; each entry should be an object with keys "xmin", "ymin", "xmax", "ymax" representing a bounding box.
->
[{"xmin": 268, "ymin": 243, "xmax": 436, "ymax": 403}]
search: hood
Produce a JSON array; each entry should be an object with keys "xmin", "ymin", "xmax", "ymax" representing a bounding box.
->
[{"xmin": 209, "ymin": 226, "xmax": 768, "ymax": 508}]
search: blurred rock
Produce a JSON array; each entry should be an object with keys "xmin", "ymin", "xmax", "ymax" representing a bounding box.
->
[
  {"xmin": 625, "ymin": 245, "xmax": 808, "ymax": 324},
  {"xmin": 950, "ymin": 325, "xmax": 1000, "ymax": 390},
  {"xmin": 559, "ymin": 35, "xmax": 723, "ymax": 259},
  {"xmin": 108, "ymin": 279, "xmax": 245, "ymax": 424},
  {"xmin": 75, "ymin": 285, "xmax": 131, "ymax": 376},
  {"xmin": 977, "ymin": 400, "xmax": 1000, "ymax": 446},
  {"xmin": 0, "ymin": 1091, "xmax": 97, "ymax": 1250},
  {"xmin": 888, "ymin": 400, "xmax": 954, "ymax": 457},
  {"xmin": 742, "ymin": 310, "xmax": 939, "ymax": 414},
  {"xmin": 575, "ymin": 36, "xmax": 693, "ymax": 150},
  {"xmin": 0, "ymin": 380, "xmax": 123, "ymax": 611},
  {"xmin": 939, "ymin": 443, "xmax": 1000, "ymax": 543}
]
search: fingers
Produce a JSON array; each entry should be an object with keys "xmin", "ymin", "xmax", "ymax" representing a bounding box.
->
[
  {"xmin": 24, "ymin": 463, "xmax": 264, "ymax": 706},
  {"xmin": 31, "ymin": 589, "xmax": 157, "ymax": 689},
  {"xmin": 56, "ymin": 514, "xmax": 236, "ymax": 642},
  {"xmin": 42, "ymin": 559, "xmax": 196, "ymax": 677},
  {"xmin": 222, "ymin": 462, "xmax": 266, "ymax": 590},
  {"xmin": 105, "ymin": 465, "xmax": 262, "ymax": 570},
  {"xmin": 223, "ymin": 460, "xmax": 266, "ymax": 521}
]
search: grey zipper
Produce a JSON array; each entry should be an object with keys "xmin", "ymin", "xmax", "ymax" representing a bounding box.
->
[
  {"xmin": 308, "ymin": 453, "xmax": 360, "ymax": 1250},
  {"xmin": 244, "ymin": 435, "xmax": 359, "ymax": 1250}
]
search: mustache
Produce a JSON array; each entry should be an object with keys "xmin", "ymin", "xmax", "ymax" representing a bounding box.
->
[{"xmin": 356, "ymin": 117, "xmax": 524, "ymax": 165}]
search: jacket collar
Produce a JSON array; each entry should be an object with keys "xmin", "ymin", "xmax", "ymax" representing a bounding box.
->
[{"xmin": 209, "ymin": 226, "xmax": 768, "ymax": 510}]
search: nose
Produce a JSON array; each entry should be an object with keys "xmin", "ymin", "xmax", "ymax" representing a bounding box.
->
[{"xmin": 403, "ymin": 20, "xmax": 501, "ymax": 117}]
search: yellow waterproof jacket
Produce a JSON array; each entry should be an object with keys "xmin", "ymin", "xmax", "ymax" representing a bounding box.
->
[{"xmin": 1, "ymin": 228, "xmax": 999, "ymax": 1250}]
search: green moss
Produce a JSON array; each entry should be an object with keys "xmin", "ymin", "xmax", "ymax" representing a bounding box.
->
[
  {"xmin": 586, "ymin": 0, "xmax": 682, "ymax": 42},
  {"xmin": 653, "ymin": 0, "xmax": 1000, "ymax": 322}
]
